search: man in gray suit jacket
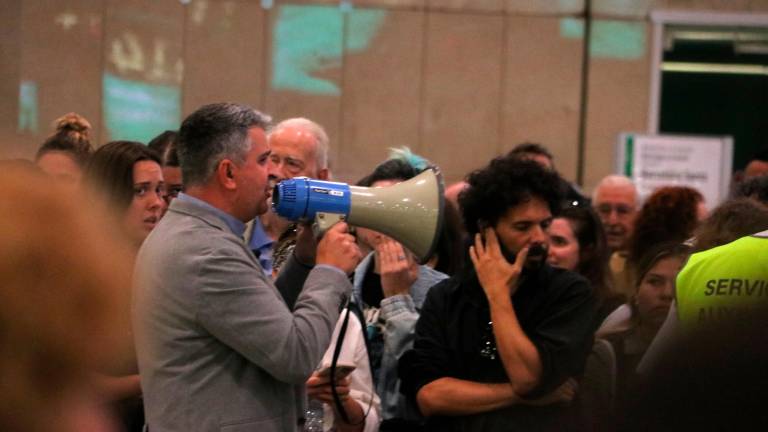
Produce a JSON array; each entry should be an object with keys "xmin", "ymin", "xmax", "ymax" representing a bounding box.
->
[{"xmin": 133, "ymin": 103, "xmax": 362, "ymax": 432}]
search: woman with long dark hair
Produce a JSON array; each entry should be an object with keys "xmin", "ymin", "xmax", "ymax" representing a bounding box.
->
[
  {"xmin": 85, "ymin": 141, "xmax": 166, "ymax": 248},
  {"xmin": 83, "ymin": 140, "xmax": 166, "ymax": 431}
]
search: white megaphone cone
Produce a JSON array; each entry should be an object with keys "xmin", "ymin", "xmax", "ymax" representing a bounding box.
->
[{"xmin": 272, "ymin": 168, "xmax": 445, "ymax": 263}]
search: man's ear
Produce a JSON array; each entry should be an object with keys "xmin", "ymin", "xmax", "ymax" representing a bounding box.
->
[
  {"xmin": 317, "ymin": 168, "xmax": 330, "ymax": 181},
  {"xmin": 217, "ymin": 159, "xmax": 237, "ymax": 190}
]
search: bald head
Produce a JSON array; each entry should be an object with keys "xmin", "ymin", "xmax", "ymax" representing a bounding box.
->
[
  {"xmin": 444, "ymin": 181, "xmax": 468, "ymax": 210},
  {"xmin": 592, "ymin": 175, "xmax": 638, "ymax": 252},
  {"xmin": 267, "ymin": 118, "xmax": 329, "ymax": 181},
  {"xmin": 745, "ymin": 160, "xmax": 768, "ymax": 179}
]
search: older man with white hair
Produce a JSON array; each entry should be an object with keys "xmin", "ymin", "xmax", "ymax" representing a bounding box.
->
[
  {"xmin": 592, "ymin": 175, "xmax": 639, "ymax": 298},
  {"xmin": 245, "ymin": 117, "xmax": 331, "ymax": 275}
]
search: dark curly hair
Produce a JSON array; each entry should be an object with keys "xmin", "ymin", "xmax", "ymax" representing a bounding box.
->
[
  {"xmin": 506, "ymin": 142, "xmax": 553, "ymax": 163},
  {"xmin": 627, "ymin": 186, "xmax": 703, "ymax": 267},
  {"xmin": 459, "ymin": 157, "xmax": 562, "ymax": 235}
]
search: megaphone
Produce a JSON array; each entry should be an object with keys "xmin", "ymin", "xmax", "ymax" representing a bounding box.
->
[{"xmin": 272, "ymin": 168, "xmax": 445, "ymax": 264}]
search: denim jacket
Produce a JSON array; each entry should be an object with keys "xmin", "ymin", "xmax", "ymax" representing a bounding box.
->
[{"xmin": 352, "ymin": 252, "xmax": 448, "ymax": 421}]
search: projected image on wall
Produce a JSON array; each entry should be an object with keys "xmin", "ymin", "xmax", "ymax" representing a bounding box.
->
[
  {"xmin": 560, "ymin": 18, "xmax": 646, "ymax": 60},
  {"xmin": 18, "ymin": 81, "xmax": 39, "ymax": 134},
  {"xmin": 102, "ymin": 73, "xmax": 180, "ymax": 144},
  {"xmin": 271, "ymin": 5, "xmax": 386, "ymax": 96},
  {"xmin": 102, "ymin": 7, "xmax": 183, "ymax": 143}
]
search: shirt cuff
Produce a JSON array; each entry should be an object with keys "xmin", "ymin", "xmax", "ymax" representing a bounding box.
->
[
  {"xmin": 314, "ymin": 264, "xmax": 348, "ymax": 279},
  {"xmin": 380, "ymin": 294, "xmax": 415, "ymax": 320}
]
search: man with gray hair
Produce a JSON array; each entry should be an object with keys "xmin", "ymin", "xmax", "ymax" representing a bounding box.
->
[
  {"xmin": 592, "ymin": 174, "xmax": 639, "ymax": 298},
  {"xmin": 245, "ymin": 117, "xmax": 330, "ymax": 275},
  {"xmin": 133, "ymin": 103, "xmax": 362, "ymax": 431}
]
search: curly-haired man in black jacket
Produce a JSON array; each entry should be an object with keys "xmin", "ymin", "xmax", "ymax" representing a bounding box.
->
[{"xmin": 401, "ymin": 157, "xmax": 596, "ymax": 432}]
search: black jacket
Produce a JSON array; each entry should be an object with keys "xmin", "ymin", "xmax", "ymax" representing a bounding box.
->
[{"xmin": 400, "ymin": 264, "xmax": 596, "ymax": 431}]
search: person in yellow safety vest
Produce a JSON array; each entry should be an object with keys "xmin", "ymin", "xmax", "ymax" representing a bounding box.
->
[
  {"xmin": 677, "ymin": 230, "xmax": 768, "ymax": 328},
  {"xmin": 637, "ymin": 229, "xmax": 768, "ymax": 373}
]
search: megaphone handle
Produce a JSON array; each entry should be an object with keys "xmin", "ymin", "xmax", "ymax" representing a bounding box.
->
[{"xmin": 312, "ymin": 212, "xmax": 347, "ymax": 238}]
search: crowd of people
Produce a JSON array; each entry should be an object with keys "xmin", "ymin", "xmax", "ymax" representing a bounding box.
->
[{"xmin": 2, "ymin": 104, "xmax": 768, "ymax": 432}]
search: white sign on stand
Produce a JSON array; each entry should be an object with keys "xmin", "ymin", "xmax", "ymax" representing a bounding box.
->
[{"xmin": 616, "ymin": 133, "xmax": 733, "ymax": 207}]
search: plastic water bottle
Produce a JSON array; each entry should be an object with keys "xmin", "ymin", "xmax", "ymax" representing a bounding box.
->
[{"xmin": 303, "ymin": 399, "xmax": 324, "ymax": 432}]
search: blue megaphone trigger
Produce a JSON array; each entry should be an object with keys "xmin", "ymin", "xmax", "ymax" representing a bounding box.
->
[{"xmin": 272, "ymin": 177, "xmax": 352, "ymax": 221}]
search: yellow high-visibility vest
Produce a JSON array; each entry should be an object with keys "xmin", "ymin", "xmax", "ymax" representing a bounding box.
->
[{"xmin": 676, "ymin": 230, "xmax": 768, "ymax": 331}]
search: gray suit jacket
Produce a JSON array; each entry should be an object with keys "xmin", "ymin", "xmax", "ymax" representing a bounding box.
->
[{"xmin": 133, "ymin": 198, "xmax": 351, "ymax": 432}]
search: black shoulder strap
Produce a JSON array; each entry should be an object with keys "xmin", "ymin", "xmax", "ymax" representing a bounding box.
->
[
  {"xmin": 330, "ymin": 303, "xmax": 374, "ymax": 426},
  {"xmin": 330, "ymin": 307, "xmax": 353, "ymax": 423},
  {"xmin": 347, "ymin": 301, "xmax": 373, "ymax": 372}
]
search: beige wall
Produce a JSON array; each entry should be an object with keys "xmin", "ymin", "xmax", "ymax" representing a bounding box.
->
[{"xmin": 0, "ymin": 0, "xmax": 764, "ymax": 189}]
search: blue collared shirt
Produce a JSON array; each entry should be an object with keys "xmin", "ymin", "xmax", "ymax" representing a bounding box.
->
[
  {"xmin": 247, "ymin": 218, "xmax": 274, "ymax": 276},
  {"xmin": 176, "ymin": 193, "xmax": 246, "ymax": 238},
  {"xmin": 175, "ymin": 194, "xmax": 345, "ymax": 280}
]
